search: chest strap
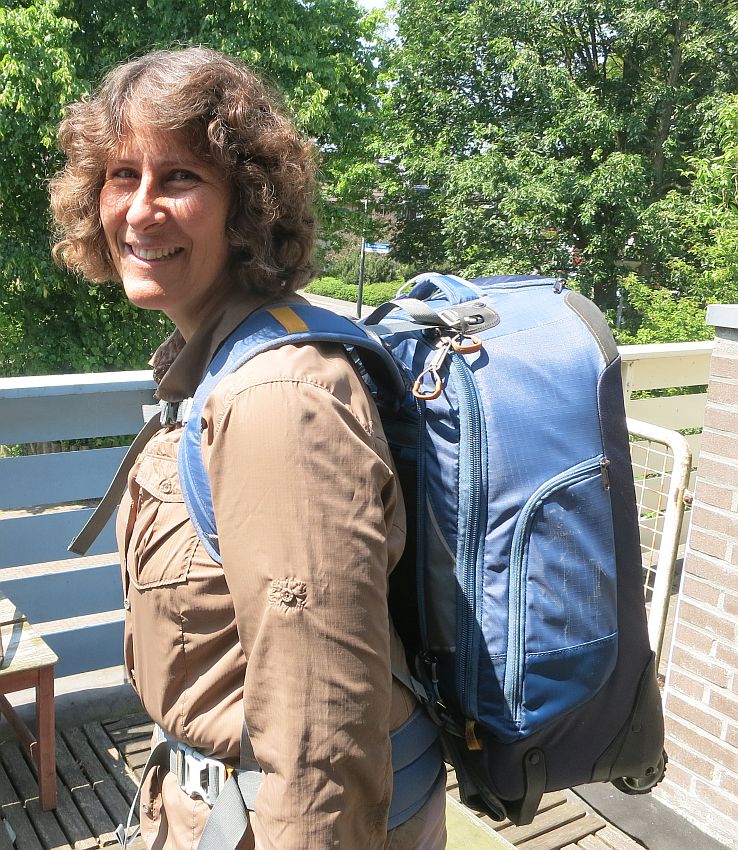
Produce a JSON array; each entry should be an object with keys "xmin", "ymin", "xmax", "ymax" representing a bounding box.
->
[{"xmin": 116, "ymin": 706, "xmax": 444, "ymax": 849}]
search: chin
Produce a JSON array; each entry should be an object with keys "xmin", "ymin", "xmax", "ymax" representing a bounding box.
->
[{"xmin": 121, "ymin": 281, "xmax": 171, "ymax": 313}]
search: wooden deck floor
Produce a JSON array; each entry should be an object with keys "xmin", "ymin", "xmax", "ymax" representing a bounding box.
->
[{"xmin": 0, "ymin": 712, "xmax": 645, "ymax": 850}]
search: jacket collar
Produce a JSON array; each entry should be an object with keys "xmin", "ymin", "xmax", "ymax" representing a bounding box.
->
[{"xmin": 151, "ymin": 285, "xmax": 279, "ymax": 401}]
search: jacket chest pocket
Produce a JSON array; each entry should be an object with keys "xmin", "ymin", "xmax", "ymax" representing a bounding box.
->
[{"xmin": 129, "ymin": 446, "xmax": 199, "ymax": 590}]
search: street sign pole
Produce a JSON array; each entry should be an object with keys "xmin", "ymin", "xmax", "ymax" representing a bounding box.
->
[{"xmin": 356, "ymin": 234, "xmax": 366, "ymax": 319}]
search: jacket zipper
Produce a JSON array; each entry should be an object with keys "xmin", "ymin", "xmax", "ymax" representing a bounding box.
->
[
  {"xmin": 504, "ymin": 455, "xmax": 607, "ymax": 725},
  {"xmin": 450, "ymin": 353, "xmax": 486, "ymax": 717}
]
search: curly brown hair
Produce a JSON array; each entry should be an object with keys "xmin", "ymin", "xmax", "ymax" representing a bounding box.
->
[{"xmin": 50, "ymin": 47, "xmax": 317, "ymax": 296}]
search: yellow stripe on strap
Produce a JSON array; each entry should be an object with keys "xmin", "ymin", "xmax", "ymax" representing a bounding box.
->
[{"xmin": 266, "ymin": 306, "xmax": 309, "ymax": 334}]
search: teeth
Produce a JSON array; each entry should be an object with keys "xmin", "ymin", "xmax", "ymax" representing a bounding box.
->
[{"xmin": 131, "ymin": 245, "xmax": 181, "ymax": 260}]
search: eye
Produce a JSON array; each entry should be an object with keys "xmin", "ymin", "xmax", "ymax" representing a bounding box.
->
[
  {"xmin": 105, "ymin": 166, "xmax": 138, "ymax": 181},
  {"xmin": 169, "ymin": 169, "xmax": 200, "ymax": 183}
]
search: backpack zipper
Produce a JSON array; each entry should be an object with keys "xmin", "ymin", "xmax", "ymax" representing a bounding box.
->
[
  {"xmin": 450, "ymin": 353, "xmax": 487, "ymax": 718},
  {"xmin": 504, "ymin": 455, "xmax": 606, "ymax": 725},
  {"xmin": 416, "ymin": 399, "xmax": 430, "ymax": 648}
]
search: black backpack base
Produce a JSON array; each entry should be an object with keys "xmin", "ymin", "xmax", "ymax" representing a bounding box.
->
[{"xmin": 444, "ymin": 652, "xmax": 666, "ymax": 826}]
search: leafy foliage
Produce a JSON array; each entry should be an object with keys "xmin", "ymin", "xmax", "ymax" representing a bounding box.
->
[
  {"xmin": 2, "ymin": 0, "xmax": 738, "ymax": 376},
  {"xmin": 0, "ymin": 0, "xmax": 381, "ymax": 375},
  {"xmin": 320, "ymin": 241, "xmax": 413, "ymax": 285},
  {"xmin": 379, "ymin": 0, "xmax": 738, "ymax": 338},
  {"xmin": 305, "ymin": 276, "xmax": 402, "ymax": 306}
]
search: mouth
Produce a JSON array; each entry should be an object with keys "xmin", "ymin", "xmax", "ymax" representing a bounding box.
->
[{"xmin": 127, "ymin": 244, "xmax": 184, "ymax": 262}]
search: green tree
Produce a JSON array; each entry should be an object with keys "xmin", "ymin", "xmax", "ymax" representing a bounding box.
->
[
  {"xmin": 619, "ymin": 94, "xmax": 738, "ymax": 342},
  {"xmin": 0, "ymin": 0, "xmax": 166, "ymax": 376},
  {"xmin": 61, "ymin": 0, "xmax": 380, "ymax": 167},
  {"xmin": 380, "ymin": 0, "xmax": 738, "ymax": 335},
  {"xmin": 0, "ymin": 0, "xmax": 382, "ymax": 375}
]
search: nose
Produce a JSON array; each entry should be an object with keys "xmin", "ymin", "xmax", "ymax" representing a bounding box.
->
[{"xmin": 126, "ymin": 176, "xmax": 165, "ymax": 229}]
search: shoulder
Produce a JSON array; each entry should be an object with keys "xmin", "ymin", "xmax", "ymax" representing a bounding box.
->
[{"xmin": 204, "ymin": 341, "xmax": 383, "ymax": 440}]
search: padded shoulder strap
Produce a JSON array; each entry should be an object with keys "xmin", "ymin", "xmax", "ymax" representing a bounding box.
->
[{"xmin": 179, "ymin": 302, "xmax": 405, "ymax": 564}]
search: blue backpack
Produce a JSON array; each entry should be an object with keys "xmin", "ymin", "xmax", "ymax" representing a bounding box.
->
[{"xmin": 178, "ymin": 272, "xmax": 666, "ymax": 825}]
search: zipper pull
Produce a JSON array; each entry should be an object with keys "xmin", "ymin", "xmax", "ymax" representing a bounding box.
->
[
  {"xmin": 600, "ymin": 458, "xmax": 611, "ymax": 490},
  {"xmin": 465, "ymin": 719, "xmax": 484, "ymax": 751}
]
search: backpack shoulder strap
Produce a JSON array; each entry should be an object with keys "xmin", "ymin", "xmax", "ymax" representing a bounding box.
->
[{"xmin": 179, "ymin": 302, "xmax": 405, "ymax": 564}]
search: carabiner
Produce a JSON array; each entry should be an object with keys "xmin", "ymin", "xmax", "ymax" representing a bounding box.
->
[
  {"xmin": 412, "ymin": 336, "xmax": 453, "ymax": 400},
  {"xmin": 413, "ymin": 374, "xmax": 443, "ymax": 400}
]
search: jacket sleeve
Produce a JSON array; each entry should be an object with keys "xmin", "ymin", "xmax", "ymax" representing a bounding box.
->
[{"xmin": 207, "ymin": 367, "xmax": 400, "ymax": 849}]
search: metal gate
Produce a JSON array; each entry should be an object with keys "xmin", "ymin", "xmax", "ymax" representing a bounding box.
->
[{"xmin": 627, "ymin": 418, "xmax": 692, "ymax": 667}]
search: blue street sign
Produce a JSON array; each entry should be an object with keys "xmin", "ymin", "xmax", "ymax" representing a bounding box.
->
[{"xmin": 364, "ymin": 242, "xmax": 391, "ymax": 254}]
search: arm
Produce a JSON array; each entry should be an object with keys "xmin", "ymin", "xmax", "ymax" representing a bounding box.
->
[{"xmin": 208, "ymin": 365, "xmax": 400, "ymax": 849}]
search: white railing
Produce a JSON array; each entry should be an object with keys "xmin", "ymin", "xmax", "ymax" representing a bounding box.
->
[
  {"xmin": 620, "ymin": 340, "xmax": 713, "ymax": 437},
  {"xmin": 627, "ymin": 419, "xmax": 693, "ymax": 666},
  {"xmin": 620, "ymin": 341, "xmax": 712, "ymax": 667},
  {"xmin": 0, "ymin": 372, "xmax": 157, "ymax": 680},
  {"xmin": 0, "ymin": 342, "xmax": 714, "ymax": 684}
]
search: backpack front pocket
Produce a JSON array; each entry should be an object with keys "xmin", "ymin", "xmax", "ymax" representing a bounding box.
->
[{"xmin": 502, "ymin": 455, "xmax": 618, "ymax": 739}]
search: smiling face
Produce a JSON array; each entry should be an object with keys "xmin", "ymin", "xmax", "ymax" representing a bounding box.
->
[{"xmin": 99, "ymin": 122, "xmax": 233, "ymax": 338}]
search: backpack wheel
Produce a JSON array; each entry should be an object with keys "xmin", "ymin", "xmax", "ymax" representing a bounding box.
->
[{"xmin": 612, "ymin": 750, "xmax": 667, "ymax": 794}]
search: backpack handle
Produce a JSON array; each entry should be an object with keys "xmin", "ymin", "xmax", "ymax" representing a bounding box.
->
[{"xmin": 398, "ymin": 273, "xmax": 480, "ymax": 305}]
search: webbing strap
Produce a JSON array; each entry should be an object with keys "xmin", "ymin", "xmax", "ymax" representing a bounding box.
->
[
  {"xmin": 390, "ymin": 638, "xmax": 428, "ymax": 705},
  {"xmin": 240, "ymin": 721, "xmax": 260, "ymax": 772},
  {"xmin": 115, "ymin": 737, "xmax": 170, "ymax": 848},
  {"xmin": 116, "ymin": 728, "xmax": 262, "ymax": 850},
  {"xmin": 197, "ymin": 772, "xmax": 255, "ymax": 850},
  {"xmin": 387, "ymin": 707, "xmax": 444, "ymax": 828},
  {"xmin": 120, "ymin": 707, "xmax": 442, "ymax": 850},
  {"xmin": 363, "ymin": 297, "xmax": 454, "ymax": 328},
  {"xmin": 68, "ymin": 412, "xmax": 163, "ymax": 555}
]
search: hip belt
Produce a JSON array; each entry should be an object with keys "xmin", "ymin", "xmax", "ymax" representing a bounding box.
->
[{"xmin": 116, "ymin": 705, "xmax": 444, "ymax": 849}]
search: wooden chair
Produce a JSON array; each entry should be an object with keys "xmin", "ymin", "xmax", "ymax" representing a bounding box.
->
[{"xmin": 0, "ymin": 589, "xmax": 57, "ymax": 810}]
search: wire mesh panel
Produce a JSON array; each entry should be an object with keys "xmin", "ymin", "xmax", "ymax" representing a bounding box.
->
[{"xmin": 627, "ymin": 418, "xmax": 692, "ymax": 668}]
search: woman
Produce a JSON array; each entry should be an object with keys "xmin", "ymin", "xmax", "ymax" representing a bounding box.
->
[{"xmin": 50, "ymin": 48, "xmax": 446, "ymax": 850}]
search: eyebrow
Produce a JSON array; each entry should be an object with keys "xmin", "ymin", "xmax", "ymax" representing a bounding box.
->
[{"xmin": 107, "ymin": 156, "xmax": 209, "ymax": 171}]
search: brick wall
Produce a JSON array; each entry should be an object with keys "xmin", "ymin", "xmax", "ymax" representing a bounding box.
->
[{"xmin": 656, "ymin": 305, "xmax": 738, "ymax": 849}]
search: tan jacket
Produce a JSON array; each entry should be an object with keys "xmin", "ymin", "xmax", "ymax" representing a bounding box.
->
[{"xmin": 116, "ymin": 287, "xmax": 431, "ymax": 849}]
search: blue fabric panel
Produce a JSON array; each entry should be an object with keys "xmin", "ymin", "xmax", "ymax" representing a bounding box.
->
[
  {"xmin": 390, "ymin": 705, "xmax": 441, "ymax": 770},
  {"xmin": 520, "ymin": 632, "xmax": 618, "ymax": 737},
  {"xmin": 388, "ymin": 707, "xmax": 444, "ymax": 828},
  {"xmin": 467, "ymin": 280, "xmax": 565, "ymax": 340},
  {"xmin": 524, "ymin": 474, "xmax": 617, "ymax": 656},
  {"xmin": 478, "ymin": 467, "xmax": 619, "ymax": 738},
  {"xmin": 423, "ymin": 501, "xmax": 457, "ymax": 653},
  {"xmin": 385, "ymin": 331, "xmax": 462, "ymax": 559},
  {"xmin": 472, "ymin": 276, "xmax": 558, "ymax": 287},
  {"xmin": 477, "ymin": 652, "xmax": 509, "ymax": 728},
  {"xmin": 424, "ymin": 383, "xmax": 461, "ymax": 552},
  {"xmin": 477, "ymin": 312, "xmax": 606, "ymax": 668}
]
